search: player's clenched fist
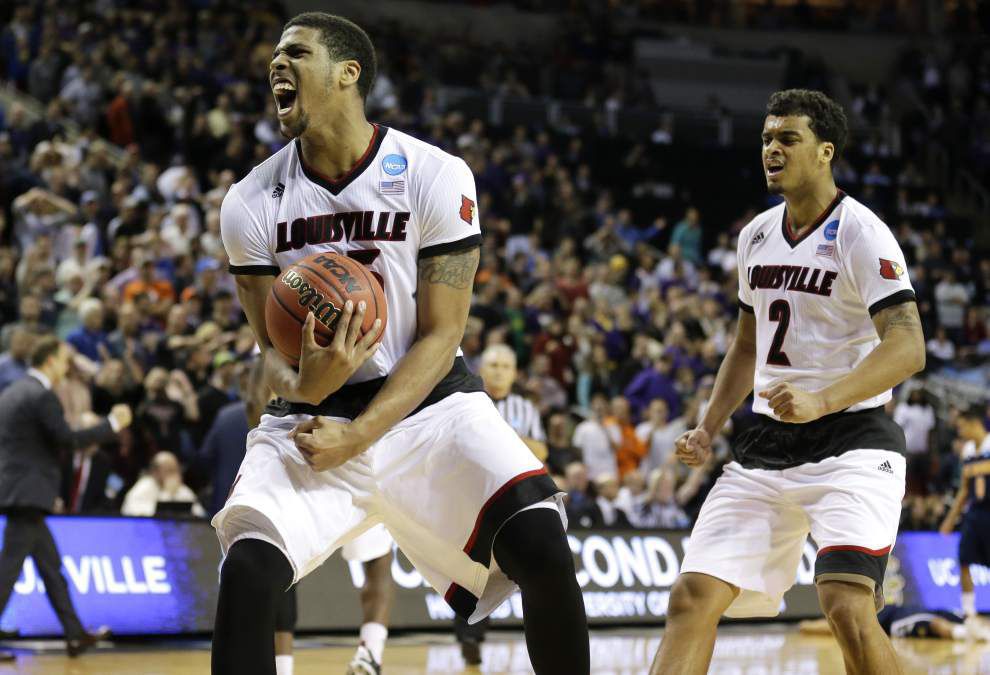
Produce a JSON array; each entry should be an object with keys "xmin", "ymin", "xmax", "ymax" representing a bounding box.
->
[
  {"xmin": 675, "ymin": 428, "xmax": 711, "ymax": 467},
  {"xmin": 290, "ymin": 416, "xmax": 372, "ymax": 471},
  {"xmin": 758, "ymin": 382, "xmax": 829, "ymax": 423}
]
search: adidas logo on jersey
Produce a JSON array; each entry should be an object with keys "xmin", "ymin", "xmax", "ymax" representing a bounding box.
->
[
  {"xmin": 751, "ymin": 231, "xmax": 766, "ymax": 245},
  {"xmin": 878, "ymin": 460, "xmax": 893, "ymax": 474},
  {"xmin": 272, "ymin": 182, "xmax": 285, "ymax": 199}
]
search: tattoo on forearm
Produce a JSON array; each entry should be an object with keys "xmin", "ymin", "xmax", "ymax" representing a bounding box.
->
[
  {"xmin": 879, "ymin": 303, "xmax": 920, "ymax": 337},
  {"xmin": 418, "ymin": 249, "xmax": 479, "ymax": 289}
]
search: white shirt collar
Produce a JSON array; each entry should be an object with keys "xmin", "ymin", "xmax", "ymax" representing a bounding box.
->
[{"xmin": 27, "ymin": 368, "xmax": 52, "ymax": 391}]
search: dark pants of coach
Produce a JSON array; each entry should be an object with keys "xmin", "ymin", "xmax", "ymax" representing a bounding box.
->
[{"xmin": 0, "ymin": 507, "xmax": 85, "ymax": 639}]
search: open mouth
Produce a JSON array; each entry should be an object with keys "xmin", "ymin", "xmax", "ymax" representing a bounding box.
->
[
  {"xmin": 766, "ymin": 163, "xmax": 784, "ymax": 177},
  {"xmin": 273, "ymin": 82, "xmax": 297, "ymax": 116}
]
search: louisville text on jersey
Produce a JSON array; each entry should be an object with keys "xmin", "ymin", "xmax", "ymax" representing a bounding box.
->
[
  {"xmin": 747, "ymin": 264, "xmax": 838, "ymax": 296},
  {"xmin": 275, "ymin": 211, "xmax": 410, "ymax": 252}
]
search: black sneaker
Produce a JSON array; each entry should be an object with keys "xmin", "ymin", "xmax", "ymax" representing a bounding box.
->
[
  {"xmin": 461, "ymin": 638, "xmax": 482, "ymax": 666},
  {"xmin": 67, "ymin": 626, "xmax": 111, "ymax": 657}
]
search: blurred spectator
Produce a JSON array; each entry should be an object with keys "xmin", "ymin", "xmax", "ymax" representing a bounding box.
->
[
  {"xmin": 935, "ymin": 271, "xmax": 970, "ymax": 342},
  {"xmin": 545, "ymin": 411, "xmax": 579, "ymax": 475},
  {"xmin": 563, "ymin": 462, "xmax": 603, "ymax": 529},
  {"xmin": 1, "ymin": 294, "xmax": 48, "ymax": 350},
  {"xmin": 624, "ymin": 354, "xmax": 680, "ymax": 420},
  {"xmin": 629, "ymin": 469, "xmax": 690, "ymax": 529},
  {"xmin": 895, "ymin": 389, "xmax": 937, "ymax": 494},
  {"xmin": 604, "ymin": 396, "xmax": 647, "ymax": 478},
  {"xmin": 636, "ymin": 398, "xmax": 688, "ymax": 478},
  {"xmin": 479, "ymin": 344, "xmax": 547, "ymax": 461},
  {"xmin": 65, "ymin": 298, "xmax": 110, "ymax": 362},
  {"xmin": 926, "ymin": 326, "xmax": 956, "ymax": 366},
  {"xmin": 0, "ymin": 326, "xmax": 32, "ymax": 392},
  {"xmin": 573, "ymin": 393, "xmax": 616, "ymax": 482},
  {"xmin": 121, "ymin": 451, "xmax": 205, "ymax": 518},
  {"xmin": 61, "ymin": 411, "xmax": 116, "ymax": 514},
  {"xmin": 669, "ymin": 207, "xmax": 703, "ymax": 266},
  {"xmin": 594, "ymin": 474, "xmax": 632, "ymax": 528},
  {"xmin": 134, "ymin": 368, "xmax": 199, "ymax": 468}
]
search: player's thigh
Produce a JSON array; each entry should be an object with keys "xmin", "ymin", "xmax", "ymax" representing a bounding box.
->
[
  {"xmin": 213, "ymin": 414, "xmax": 376, "ymax": 581},
  {"xmin": 340, "ymin": 523, "xmax": 394, "ymax": 563},
  {"xmin": 959, "ymin": 510, "xmax": 990, "ymax": 567},
  {"xmin": 799, "ymin": 449, "xmax": 905, "ymax": 590},
  {"xmin": 682, "ymin": 463, "xmax": 809, "ymax": 598}
]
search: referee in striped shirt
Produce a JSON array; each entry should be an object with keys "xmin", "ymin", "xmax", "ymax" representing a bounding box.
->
[
  {"xmin": 479, "ymin": 344, "xmax": 548, "ymax": 461},
  {"xmin": 455, "ymin": 344, "xmax": 548, "ymax": 665}
]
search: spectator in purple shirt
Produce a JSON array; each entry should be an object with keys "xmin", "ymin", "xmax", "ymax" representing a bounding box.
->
[{"xmin": 624, "ymin": 353, "xmax": 681, "ymax": 420}]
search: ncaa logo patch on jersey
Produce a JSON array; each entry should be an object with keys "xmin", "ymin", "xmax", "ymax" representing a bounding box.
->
[
  {"xmin": 824, "ymin": 219, "xmax": 839, "ymax": 241},
  {"xmin": 879, "ymin": 258, "xmax": 905, "ymax": 280},
  {"xmin": 382, "ymin": 154, "xmax": 407, "ymax": 176}
]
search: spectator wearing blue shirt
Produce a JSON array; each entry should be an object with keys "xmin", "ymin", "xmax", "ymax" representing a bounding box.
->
[
  {"xmin": 0, "ymin": 327, "xmax": 32, "ymax": 392},
  {"xmin": 670, "ymin": 207, "xmax": 703, "ymax": 266},
  {"xmin": 66, "ymin": 298, "xmax": 111, "ymax": 362},
  {"xmin": 624, "ymin": 354, "xmax": 681, "ymax": 420}
]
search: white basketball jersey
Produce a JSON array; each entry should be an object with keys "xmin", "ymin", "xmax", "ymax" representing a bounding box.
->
[
  {"xmin": 737, "ymin": 191, "xmax": 915, "ymax": 418},
  {"xmin": 220, "ymin": 124, "xmax": 482, "ymax": 385}
]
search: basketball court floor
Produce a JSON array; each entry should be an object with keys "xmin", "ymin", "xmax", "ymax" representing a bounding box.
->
[{"xmin": 0, "ymin": 624, "xmax": 986, "ymax": 674}]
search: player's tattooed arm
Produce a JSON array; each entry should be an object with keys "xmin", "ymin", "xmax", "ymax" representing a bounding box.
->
[
  {"xmin": 417, "ymin": 248, "xmax": 480, "ymax": 289},
  {"xmin": 873, "ymin": 301, "xmax": 923, "ymax": 338}
]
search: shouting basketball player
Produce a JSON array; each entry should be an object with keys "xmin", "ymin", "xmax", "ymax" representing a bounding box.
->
[
  {"xmin": 212, "ymin": 12, "xmax": 588, "ymax": 675},
  {"xmin": 650, "ymin": 90, "xmax": 925, "ymax": 675}
]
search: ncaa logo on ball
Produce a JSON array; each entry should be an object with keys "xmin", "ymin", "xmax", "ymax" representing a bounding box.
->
[
  {"xmin": 382, "ymin": 154, "xmax": 407, "ymax": 176},
  {"xmin": 824, "ymin": 219, "xmax": 839, "ymax": 241}
]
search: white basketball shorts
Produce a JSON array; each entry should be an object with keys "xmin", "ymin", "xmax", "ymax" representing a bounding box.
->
[
  {"xmin": 340, "ymin": 523, "xmax": 393, "ymax": 563},
  {"xmin": 212, "ymin": 391, "xmax": 563, "ymax": 623},
  {"xmin": 680, "ymin": 449, "xmax": 905, "ymax": 618}
]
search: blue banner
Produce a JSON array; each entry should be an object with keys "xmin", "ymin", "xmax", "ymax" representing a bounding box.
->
[
  {"xmin": 0, "ymin": 516, "xmax": 219, "ymax": 636},
  {"xmin": 891, "ymin": 531, "xmax": 990, "ymax": 612}
]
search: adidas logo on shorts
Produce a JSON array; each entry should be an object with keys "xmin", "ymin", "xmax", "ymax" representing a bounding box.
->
[{"xmin": 878, "ymin": 460, "xmax": 893, "ymax": 474}]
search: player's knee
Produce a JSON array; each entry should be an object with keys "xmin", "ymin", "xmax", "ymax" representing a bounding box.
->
[
  {"xmin": 819, "ymin": 583, "xmax": 874, "ymax": 634},
  {"xmin": 222, "ymin": 539, "xmax": 291, "ymax": 597},
  {"xmin": 666, "ymin": 575, "xmax": 728, "ymax": 625},
  {"xmin": 494, "ymin": 510, "xmax": 573, "ymax": 589}
]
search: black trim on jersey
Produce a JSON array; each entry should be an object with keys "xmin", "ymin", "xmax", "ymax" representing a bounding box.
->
[
  {"xmin": 264, "ymin": 355, "xmax": 484, "ymax": 420},
  {"xmin": 781, "ymin": 189, "xmax": 845, "ymax": 248},
  {"xmin": 739, "ymin": 300, "xmax": 754, "ymax": 314},
  {"xmin": 868, "ymin": 289, "xmax": 917, "ymax": 317},
  {"xmin": 228, "ymin": 264, "xmax": 280, "ymax": 276},
  {"xmin": 295, "ymin": 124, "xmax": 389, "ymax": 196},
  {"xmin": 419, "ymin": 234, "xmax": 483, "ymax": 260},
  {"xmin": 733, "ymin": 406, "xmax": 906, "ymax": 470}
]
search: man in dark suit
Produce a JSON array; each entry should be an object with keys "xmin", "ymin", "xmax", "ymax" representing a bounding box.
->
[{"xmin": 0, "ymin": 336, "xmax": 132, "ymax": 658}]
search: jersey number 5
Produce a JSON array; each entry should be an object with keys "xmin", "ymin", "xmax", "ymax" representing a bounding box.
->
[
  {"xmin": 767, "ymin": 299, "xmax": 791, "ymax": 366},
  {"xmin": 347, "ymin": 249, "xmax": 385, "ymax": 291}
]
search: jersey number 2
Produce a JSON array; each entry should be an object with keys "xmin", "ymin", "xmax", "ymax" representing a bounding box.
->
[
  {"xmin": 347, "ymin": 249, "xmax": 385, "ymax": 291},
  {"xmin": 767, "ymin": 299, "xmax": 791, "ymax": 366}
]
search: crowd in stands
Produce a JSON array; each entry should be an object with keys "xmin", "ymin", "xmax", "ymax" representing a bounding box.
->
[{"xmin": 0, "ymin": 1, "xmax": 987, "ymax": 530}]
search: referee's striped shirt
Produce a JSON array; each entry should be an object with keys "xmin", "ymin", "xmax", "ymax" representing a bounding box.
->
[{"xmin": 492, "ymin": 393, "xmax": 545, "ymax": 441}]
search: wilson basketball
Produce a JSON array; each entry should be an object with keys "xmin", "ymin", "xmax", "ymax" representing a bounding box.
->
[{"xmin": 265, "ymin": 252, "xmax": 387, "ymax": 365}]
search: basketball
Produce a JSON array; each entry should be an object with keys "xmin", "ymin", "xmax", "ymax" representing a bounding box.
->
[{"xmin": 265, "ymin": 252, "xmax": 386, "ymax": 365}]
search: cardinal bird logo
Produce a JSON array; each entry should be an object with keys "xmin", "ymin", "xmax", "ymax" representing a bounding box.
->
[
  {"xmin": 879, "ymin": 258, "xmax": 904, "ymax": 280},
  {"xmin": 460, "ymin": 195, "xmax": 475, "ymax": 225}
]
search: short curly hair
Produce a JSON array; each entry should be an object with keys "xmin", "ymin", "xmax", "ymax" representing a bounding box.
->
[
  {"xmin": 284, "ymin": 13, "xmax": 376, "ymax": 101},
  {"xmin": 766, "ymin": 89, "xmax": 848, "ymax": 163}
]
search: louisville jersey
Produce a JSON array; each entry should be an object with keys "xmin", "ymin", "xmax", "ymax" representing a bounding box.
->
[
  {"xmin": 737, "ymin": 191, "xmax": 915, "ymax": 419},
  {"xmin": 220, "ymin": 124, "xmax": 484, "ymax": 415},
  {"xmin": 962, "ymin": 434, "xmax": 990, "ymax": 510}
]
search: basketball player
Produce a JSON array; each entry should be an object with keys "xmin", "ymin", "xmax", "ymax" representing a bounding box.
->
[
  {"xmin": 273, "ymin": 527, "xmax": 394, "ymax": 675},
  {"xmin": 212, "ymin": 13, "xmax": 588, "ymax": 675},
  {"xmin": 224, "ymin": 359, "xmax": 395, "ymax": 675},
  {"xmin": 454, "ymin": 344, "xmax": 548, "ymax": 665},
  {"xmin": 800, "ymin": 605, "xmax": 990, "ymax": 641},
  {"xmin": 650, "ymin": 89, "xmax": 926, "ymax": 675},
  {"xmin": 939, "ymin": 405, "xmax": 990, "ymax": 633}
]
